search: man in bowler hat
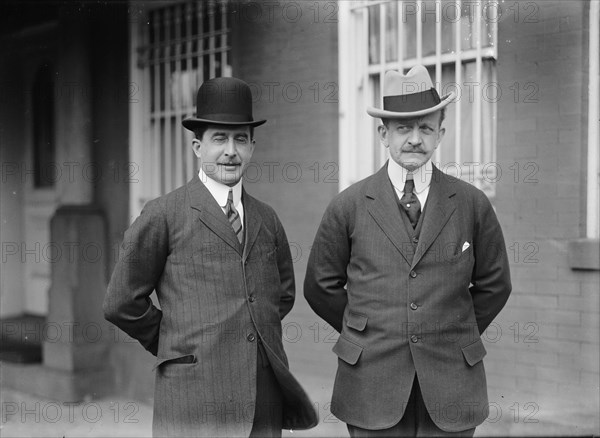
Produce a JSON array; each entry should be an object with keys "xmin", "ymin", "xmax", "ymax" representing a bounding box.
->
[
  {"xmin": 304, "ymin": 65, "xmax": 512, "ymax": 436},
  {"xmin": 104, "ymin": 77, "xmax": 318, "ymax": 437}
]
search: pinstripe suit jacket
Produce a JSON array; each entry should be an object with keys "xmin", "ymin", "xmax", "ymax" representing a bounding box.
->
[
  {"xmin": 104, "ymin": 176, "xmax": 318, "ymax": 437},
  {"xmin": 304, "ymin": 163, "xmax": 511, "ymax": 432}
]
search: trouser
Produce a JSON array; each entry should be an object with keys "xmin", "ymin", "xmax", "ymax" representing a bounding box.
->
[
  {"xmin": 249, "ymin": 340, "xmax": 283, "ymax": 438},
  {"xmin": 347, "ymin": 377, "xmax": 476, "ymax": 438}
]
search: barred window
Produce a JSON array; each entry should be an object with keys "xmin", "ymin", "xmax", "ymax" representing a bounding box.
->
[
  {"xmin": 339, "ymin": 0, "xmax": 498, "ymax": 197},
  {"xmin": 130, "ymin": 1, "xmax": 231, "ymax": 215}
]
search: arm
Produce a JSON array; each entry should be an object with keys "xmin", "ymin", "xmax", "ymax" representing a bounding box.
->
[
  {"xmin": 470, "ymin": 193, "xmax": 512, "ymax": 334},
  {"xmin": 303, "ymin": 201, "xmax": 350, "ymax": 333},
  {"xmin": 103, "ymin": 200, "xmax": 167, "ymax": 356},
  {"xmin": 275, "ymin": 215, "xmax": 296, "ymax": 320}
]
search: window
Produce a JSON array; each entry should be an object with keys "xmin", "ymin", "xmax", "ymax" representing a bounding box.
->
[
  {"xmin": 339, "ymin": 0, "xmax": 498, "ymax": 197},
  {"xmin": 130, "ymin": 1, "xmax": 231, "ymax": 217}
]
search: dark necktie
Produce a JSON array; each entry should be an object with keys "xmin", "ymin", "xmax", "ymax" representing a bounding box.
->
[
  {"xmin": 225, "ymin": 190, "xmax": 243, "ymax": 244},
  {"xmin": 400, "ymin": 176, "xmax": 421, "ymax": 228}
]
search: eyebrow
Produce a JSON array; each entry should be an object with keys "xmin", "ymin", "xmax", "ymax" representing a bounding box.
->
[
  {"xmin": 211, "ymin": 131, "xmax": 249, "ymax": 137},
  {"xmin": 395, "ymin": 119, "xmax": 433, "ymax": 128}
]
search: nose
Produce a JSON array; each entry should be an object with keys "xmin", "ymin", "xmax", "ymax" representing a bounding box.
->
[
  {"xmin": 224, "ymin": 137, "xmax": 237, "ymax": 157},
  {"xmin": 408, "ymin": 127, "xmax": 421, "ymax": 146}
]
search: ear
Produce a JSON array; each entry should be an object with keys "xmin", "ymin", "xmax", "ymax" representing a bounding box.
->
[
  {"xmin": 377, "ymin": 124, "xmax": 388, "ymax": 147},
  {"xmin": 436, "ymin": 127, "xmax": 446, "ymax": 148},
  {"xmin": 192, "ymin": 138, "xmax": 202, "ymax": 158}
]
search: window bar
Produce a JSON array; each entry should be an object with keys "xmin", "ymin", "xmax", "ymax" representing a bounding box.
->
[
  {"xmin": 163, "ymin": 6, "xmax": 173, "ymax": 193},
  {"xmin": 434, "ymin": 0, "xmax": 442, "ymax": 164},
  {"xmin": 174, "ymin": 5, "xmax": 183, "ymax": 189},
  {"xmin": 221, "ymin": 2, "xmax": 230, "ymax": 76},
  {"xmin": 491, "ymin": 0, "xmax": 498, "ymax": 58},
  {"xmin": 416, "ymin": 0, "xmax": 423, "ymax": 62},
  {"xmin": 397, "ymin": 0, "xmax": 403, "ymax": 72},
  {"xmin": 453, "ymin": 0, "xmax": 462, "ymax": 169},
  {"xmin": 185, "ymin": 1, "xmax": 194, "ymax": 181},
  {"xmin": 473, "ymin": 0, "xmax": 482, "ymax": 187},
  {"xmin": 208, "ymin": 1, "xmax": 216, "ymax": 78},
  {"xmin": 197, "ymin": 2, "xmax": 204, "ymax": 89},
  {"xmin": 152, "ymin": 10, "xmax": 162, "ymax": 195}
]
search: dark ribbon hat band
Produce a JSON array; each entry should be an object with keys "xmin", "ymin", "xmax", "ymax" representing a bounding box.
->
[{"xmin": 383, "ymin": 89, "xmax": 441, "ymax": 113}]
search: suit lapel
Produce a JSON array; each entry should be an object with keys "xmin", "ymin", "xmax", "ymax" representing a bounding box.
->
[
  {"xmin": 411, "ymin": 166, "xmax": 457, "ymax": 268},
  {"xmin": 188, "ymin": 176, "xmax": 243, "ymax": 256},
  {"xmin": 241, "ymin": 190, "xmax": 263, "ymax": 262},
  {"xmin": 366, "ymin": 164, "xmax": 413, "ymax": 265}
]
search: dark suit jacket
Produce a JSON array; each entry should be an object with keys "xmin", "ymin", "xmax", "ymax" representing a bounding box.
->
[
  {"xmin": 104, "ymin": 176, "xmax": 318, "ymax": 437},
  {"xmin": 304, "ymin": 163, "xmax": 511, "ymax": 432}
]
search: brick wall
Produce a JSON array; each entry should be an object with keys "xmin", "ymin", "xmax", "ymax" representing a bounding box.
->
[
  {"xmin": 488, "ymin": 0, "xmax": 599, "ymax": 432},
  {"xmin": 232, "ymin": 2, "xmax": 344, "ymax": 433}
]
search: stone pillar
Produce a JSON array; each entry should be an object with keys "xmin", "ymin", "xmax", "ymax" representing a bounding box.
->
[{"xmin": 40, "ymin": 206, "xmax": 112, "ymax": 400}]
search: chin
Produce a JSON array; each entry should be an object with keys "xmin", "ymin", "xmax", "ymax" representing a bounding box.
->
[
  {"xmin": 400, "ymin": 162, "xmax": 422, "ymax": 170},
  {"xmin": 222, "ymin": 173, "xmax": 242, "ymax": 185}
]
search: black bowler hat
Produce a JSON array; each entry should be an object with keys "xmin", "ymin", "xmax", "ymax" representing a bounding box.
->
[
  {"xmin": 367, "ymin": 65, "xmax": 456, "ymax": 118},
  {"xmin": 182, "ymin": 77, "xmax": 266, "ymax": 130}
]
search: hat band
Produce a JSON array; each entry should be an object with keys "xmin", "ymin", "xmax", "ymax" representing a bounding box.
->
[
  {"xmin": 383, "ymin": 89, "xmax": 441, "ymax": 113},
  {"xmin": 196, "ymin": 113, "xmax": 254, "ymax": 123}
]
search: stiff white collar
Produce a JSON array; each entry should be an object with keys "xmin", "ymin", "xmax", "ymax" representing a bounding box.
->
[
  {"xmin": 198, "ymin": 169, "xmax": 243, "ymax": 209},
  {"xmin": 387, "ymin": 158, "xmax": 433, "ymax": 194}
]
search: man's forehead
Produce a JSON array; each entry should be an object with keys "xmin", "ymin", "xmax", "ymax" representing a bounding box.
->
[
  {"xmin": 388, "ymin": 112, "xmax": 440, "ymax": 125},
  {"xmin": 205, "ymin": 125, "xmax": 251, "ymax": 135}
]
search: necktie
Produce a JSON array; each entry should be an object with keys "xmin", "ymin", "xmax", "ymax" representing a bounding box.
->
[
  {"xmin": 400, "ymin": 176, "xmax": 421, "ymax": 228},
  {"xmin": 225, "ymin": 190, "xmax": 243, "ymax": 244}
]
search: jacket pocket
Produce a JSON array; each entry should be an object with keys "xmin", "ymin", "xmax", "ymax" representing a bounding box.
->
[
  {"xmin": 332, "ymin": 335, "xmax": 363, "ymax": 365},
  {"xmin": 461, "ymin": 338, "xmax": 487, "ymax": 366},
  {"xmin": 346, "ymin": 311, "xmax": 368, "ymax": 331},
  {"xmin": 153, "ymin": 354, "xmax": 197, "ymax": 371}
]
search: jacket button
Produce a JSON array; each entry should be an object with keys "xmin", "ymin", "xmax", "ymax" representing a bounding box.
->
[
  {"xmin": 410, "ymin": 335, "xmax": 419, "ymax": 343},
  {"xmin": 410, "ymin": 303, "xmax": 418, "ymax": 310},
  {"xmin": 412, "ymin": 237, "xmax": 419, "ymax": 244},
  {"xmin": 248, "ymin": 295, "xmax": 256, "ymax": 303},
  {"xmin": 247, "ymin": 334, "xmax": 256, "ymax": 342},
  {"xmin": 410, "ymin": 270, "xmax": 417, "ymax": 278}
]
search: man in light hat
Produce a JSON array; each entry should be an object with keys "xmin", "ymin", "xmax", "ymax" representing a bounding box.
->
[
  {"xmin": 104, "ymin": 77, "xmax": 318, "ymax": 437},
  {"xmin": 304, "ymin": 66, "xmax": 511, "ymax": 436}
]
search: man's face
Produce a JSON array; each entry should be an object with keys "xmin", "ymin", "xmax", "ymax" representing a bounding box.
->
[
  {"xmin": 192, "ymin": 125, "xmax": 255, "ymax": 186},
  {"xmin": 378, "ymin": 112, "xmax": 445, "ymax": 171}
]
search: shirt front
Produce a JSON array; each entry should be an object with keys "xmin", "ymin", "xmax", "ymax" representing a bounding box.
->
[
  {"xmin": 199, "ymin": 168, "xmax": 244, "ymax": 229},
  {"xmin": 387, "ymin": 158, "xmax": 433, "ymax": 208}
]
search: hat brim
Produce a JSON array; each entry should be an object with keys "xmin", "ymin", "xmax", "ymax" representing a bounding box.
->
[
  {"xmin": 182, "ymin": 117, "xmax": 267, "ymax": 130},
  {"xmin": 366, "ymin": 92, "xmax": 456, "ymax": 119}
]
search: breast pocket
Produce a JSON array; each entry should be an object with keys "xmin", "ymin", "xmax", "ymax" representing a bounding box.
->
[{"xmin": 445, "ymin": 244, "xmax": 473, "ymax": 264}]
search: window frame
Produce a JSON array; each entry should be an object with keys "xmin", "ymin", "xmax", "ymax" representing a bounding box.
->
[{"xmin": 338, "ymin": 0, "xmax": 498, "ymax": 195}]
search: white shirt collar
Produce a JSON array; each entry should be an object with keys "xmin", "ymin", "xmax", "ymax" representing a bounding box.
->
[
  {"xmin": 198, "ymin": 168, "xmax": 243, "ymax": 209},
  {"xmin": 387, "ymin": 159, "xmax": 433, "ymax": 194}
]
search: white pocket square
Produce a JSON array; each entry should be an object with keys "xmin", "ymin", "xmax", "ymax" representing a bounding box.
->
[{"xmin": 462, "ymin": 242, "xmax": 470, "ymax": 252}]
